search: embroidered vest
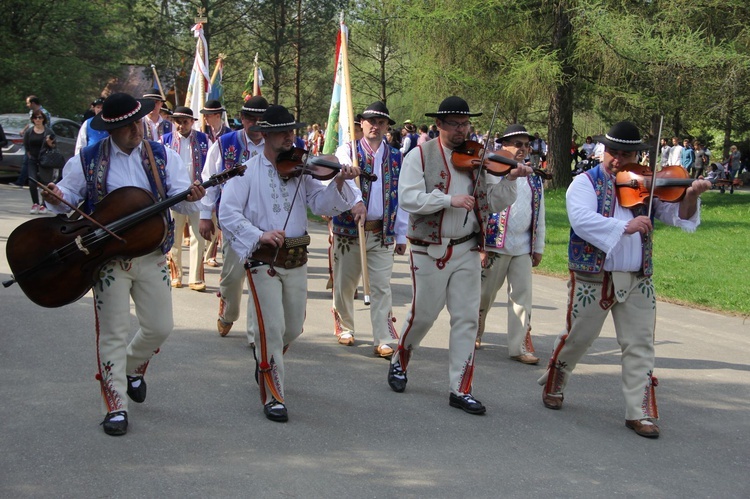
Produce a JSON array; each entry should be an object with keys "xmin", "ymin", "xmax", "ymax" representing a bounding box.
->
[
  {"xmin": 406, "ymin": 139, "xmax": 489, "ymax": 246},
  {"xmin": 162, "ymin": 131, "xmax": 210, "ymax": 181},
  {"xmin": 80, "ymin": 139, "xmax": 175, "ymax": 254},
  {"xmin": 213, "ymin": 131, "xmax": 255, "ymax": 223},
  {"xmin": 407, "ymin": 133, "xmax": 419, "ymax": 153},
  {"xmin": 332, "ymin": 140, "xmax": 402, "ymax": 245},
  {"xmin": 84, "ymin": 117, "xmax": 109, "ymax": 146},
  {"xmin": 567, "ymin": 165, "xmax": 653, "ymax": 276},
  {"xmin": 485, "ymin": 174, "xmax": 543, "ymax": 253}
]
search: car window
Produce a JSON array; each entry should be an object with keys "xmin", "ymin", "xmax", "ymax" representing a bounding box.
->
[
  {"xmin": 52, "ymin": 121, "xmax": 79, "ymax": 139},
  {"xmin": 0, "ymin": 115, "xmax": 31, "ymax": 133}
]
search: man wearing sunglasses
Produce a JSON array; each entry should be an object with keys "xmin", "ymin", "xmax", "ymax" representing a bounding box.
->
[
  {"xmin": 538, "ymin": 121, "xmax": 711, "ymax": 438},
  {"xmin": 475, "ymin": 124, "xmax": 546, "ymax": 367}
]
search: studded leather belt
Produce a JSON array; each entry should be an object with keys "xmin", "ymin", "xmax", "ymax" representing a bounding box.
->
[{"xmin": 247, "ymin": 234, "xmax": 310, "ymax": 269}]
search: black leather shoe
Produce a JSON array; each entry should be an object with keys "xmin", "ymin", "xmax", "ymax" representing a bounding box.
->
[
  {"xmin": 449, "ymin": 392, "xmax": 487, "ymax": 415},
  {"xmin": 126, "ymin": 375, "xmax": 147, "ymax": 403},
  {"xmin": 387, "ymin": 360, "xmax": 407, "ymax": 393},
  {"xmin": 101, "ymin": 410, "xmax": 128, "ymax": 436},
  {"xmin": 264, "ymin": 400, "xmax": 288, "ymax": 422}
]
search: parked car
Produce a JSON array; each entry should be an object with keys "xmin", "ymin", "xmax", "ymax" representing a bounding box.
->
[{"xmin": 0, "ymin": 113, "xmax": 81, "ymax": 181}]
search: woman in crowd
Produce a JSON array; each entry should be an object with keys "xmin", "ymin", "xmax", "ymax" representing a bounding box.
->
[{"xmin": 22, "ymin": 112, "xmax": 56, "ymax": 214}]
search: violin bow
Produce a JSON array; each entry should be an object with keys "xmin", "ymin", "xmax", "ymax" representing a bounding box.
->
[
  {"xmin": 647, "ymin": 115, "xmax": 664, "ymax": 219},
  {"xmin": 463, "ymin": 102, "xmax": 500, "ymax": 226},
  {"xmin": 33, "ymin": 179, "xmax": 127, "ymax": 243}
]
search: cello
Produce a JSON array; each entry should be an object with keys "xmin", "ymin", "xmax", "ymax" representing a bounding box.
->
[{"xmin": 4, "ymin": 166, "xmax": 246, "ymax": 308}]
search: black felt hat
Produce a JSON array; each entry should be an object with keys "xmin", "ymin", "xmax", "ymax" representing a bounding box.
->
[
  {"xmin": 200, "ymin": 99, "xmax": 226, "ymax": 115},
  {"xmin": 241, "ymin": 95, "xmax": 270, "ymax": 117},
  {"xmin": 90, "ymin": 93, "xmax": 155, "ymax": 131},
  {"xmin": 171, "ymin": 106, "xmax": 196, "ymax": 120},
  {"xmin": 361, "ymin": 101, "xmax": 396, "ymax": 125},
  {"xmin": 594, "ymin": 121, "xmax": 650, "ymax": 152},
  {"xmin": 425, "ymin": 96, "xmax": 482, "ymax": 118},
  {"xmin": 142, "ymin": 89, "xmax": 166, "ymax": 102},
  {"xmin": 500, "ymin": 124, "xmax": 534, "ymax": 142},
  {"xmin": 249, "ymin": 105, "xmax": 307, "ymax": 132}
]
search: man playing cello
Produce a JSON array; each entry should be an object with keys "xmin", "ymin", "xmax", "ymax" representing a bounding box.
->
[{"xmin": 41, "ymin": 93, "xmax": 205, "ymax": 436}]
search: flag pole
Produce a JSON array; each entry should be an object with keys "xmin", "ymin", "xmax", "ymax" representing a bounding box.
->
[
  {"xmin": 150, "ymin": 64, "xmax": 167, "ymax": 103},
  {"xmin": 207, "ymin": 54, "xmax": 225, "ymax": 133},
  {"xmin": 339, "ymin": 14, "xmax": 371, "ymax": 306},
  {"xmin": 253, "ymin": 53, "xmax": 261, "ymax": 96}
]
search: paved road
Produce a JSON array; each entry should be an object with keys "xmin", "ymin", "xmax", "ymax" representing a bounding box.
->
[{"xmin": 1, "ymin": 184, "xmax": 748, "ymax": 498}]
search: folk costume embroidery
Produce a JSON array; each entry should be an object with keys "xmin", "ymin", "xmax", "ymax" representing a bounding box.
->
[{"xmin": 80, "ymin": 139, "xmax": 175, "ymax": 254}]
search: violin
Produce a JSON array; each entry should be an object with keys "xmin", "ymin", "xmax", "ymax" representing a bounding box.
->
[
  {"xmin": 615, "ymin": 163, "xmax": 696, "ymax": 208},
  {"xmin": 4, "ymin": 166, "xmax": 246, "ymax": 308},
  {"xmin": 275, "ymin": 147, "xmax": 377, "ymax": 182},
  {"xmin": 452, "ymin": 140, "xmax": 553, "ymax": 179}
]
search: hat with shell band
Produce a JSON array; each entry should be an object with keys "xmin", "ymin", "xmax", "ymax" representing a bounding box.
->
[
  {"xmin": 142, "ymin": 88, "xmax": 166, "ymax": 102},
  {"xmin": 171, "ymin": 106, "xmax": 196, "ymax": 120},
  {"xmin": 90, "ymin": 93, "xmax": 155, "ymax": 131},
  {"xmin": 241, "ymin": 95, "xmax": 270, "ymax": 117},
  {"xmin": 425, "ymin": 96, "xmax": 482, "ymax": 118},
  {"xmin": 593, "ymin": 121, "xmax": 650, "ymax": 152},
  {"xmin": 361, "ymin": 101, "xmax": 396, "ymax": 125},
  {"xmin": 500, "ymin": 124, "xmax": 534, "ymax": 142},
  {"xmin": 249, "ymin": 104, "xmax": 307, "ymax": 132},
  {"xmin": 200, "ymin": 99, "xmax": 226, "ymax": 115}
]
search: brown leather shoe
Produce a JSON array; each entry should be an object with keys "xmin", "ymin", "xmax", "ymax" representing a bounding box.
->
[
  {"xmin": 373, "ymin": 344, "xmax": 394, "ymax": 358},
  {"xmin": 625, "ymin": 419, "xmax": 660, "ymax": 438},
  {"xmin": 338, "ymin": 334, "xmax": 355, "ymax": 346},
  {"xmin": 511, "ymin": 354, "xmax": 540, "ymax": 365},
  {"xmin": 189, "ymin": 282, "xmax": 206, "ymax": 292},
  {"xmin": 542, "ymin": 392, "xmax": 564, "ymax": 410},
  {"xmin": 217, "ymin": 319, "xmax": 233, "ymax": 337}
]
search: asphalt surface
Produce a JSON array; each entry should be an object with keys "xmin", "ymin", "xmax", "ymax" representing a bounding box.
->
[{"xmin": 1, "ymin": 183, "xmax": 748, "ymax": 498}]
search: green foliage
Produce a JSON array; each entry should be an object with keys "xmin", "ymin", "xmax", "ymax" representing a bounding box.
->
[{"xmin": 0, "ymin": 0, "xmax": 132, "ymax": 118}]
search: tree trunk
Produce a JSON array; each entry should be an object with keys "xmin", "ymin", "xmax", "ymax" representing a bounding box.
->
[
  {"xmin": 294, "ymin": 0, "xmax": 302, "ymax": 121},
  {"xmin": 548, "ymin": 0, "xmax": 575, "ymax": 190}
]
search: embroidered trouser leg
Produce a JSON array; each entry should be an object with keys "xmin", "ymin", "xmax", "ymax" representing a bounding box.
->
[
  {"xmin": 478, "ymin": 252, "xmax": 535, "ymax": 356},
  {"xmin": 394, "ymin": 241, "xmax": 480, "ymax": 395},
  {"xmin": 169, "ymin": 210, "xmax": 206, "ymax": 284},
  {"xmin": 332, "ymin": 233, "xmax": 399, "ymax": 346},
  {"xmin": 94, "ymin": 251, "xmax": 173, "ymax": 414},
  {"xmin": 537, "ymin": 271, "xmax": 657, "ymax": 420},
  {"xmin": 218, "ymin": 243, "xmax": 255, "ymax": 343},
  {"xmin": 246, "ymin": 264, "xmax": 307, "ymax": 405}
]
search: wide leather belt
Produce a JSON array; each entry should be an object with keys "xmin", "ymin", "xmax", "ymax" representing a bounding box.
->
[
  {"xmin": 408, "ymin": 232, "xmax": 479, "ymax": 247},
  {"xmin": 247, "ymin": 234, "xmax": 310, "ymax": 269},
  {"xmin": 363, "ymin": 219, "xmax": 383, "ymax": 232}
]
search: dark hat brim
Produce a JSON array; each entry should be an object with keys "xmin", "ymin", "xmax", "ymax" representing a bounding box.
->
[
  {"xmin": 501, "ymin": 130, "xmax": 534, "ymax": 141},
  {"xmin": 249, "ymin": 122, "xmax": 307, "ymax": 132},
  {"xmin": 425, "ymin": 111, "xmax": 483, "ymax": 118},
  {"xmin": 200, "ymin": 107, "xmax": 226, "ymax": 114},
  {"xmin": 361, "ymin": 111, "xmax": 395, "ymax": 125},
  {"xmin": 593, "ymin": 134, "xmax": 650, "ymax": 152},
  {"xmin": 90, "ymin": 98, "xmax": 155, "ymax": 131}
]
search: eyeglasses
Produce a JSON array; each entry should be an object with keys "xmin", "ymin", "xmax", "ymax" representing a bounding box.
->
[
  {"xmin": 441, "ymin": 120, "xmax": 471, "ymax": 130},
  {"xmin": 511, "ymin": 140, "xmax": 530, "ymax": 148},
  {"xmin": 32, "ymin": 116, "xmax": 44, "ymax": 120}
]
